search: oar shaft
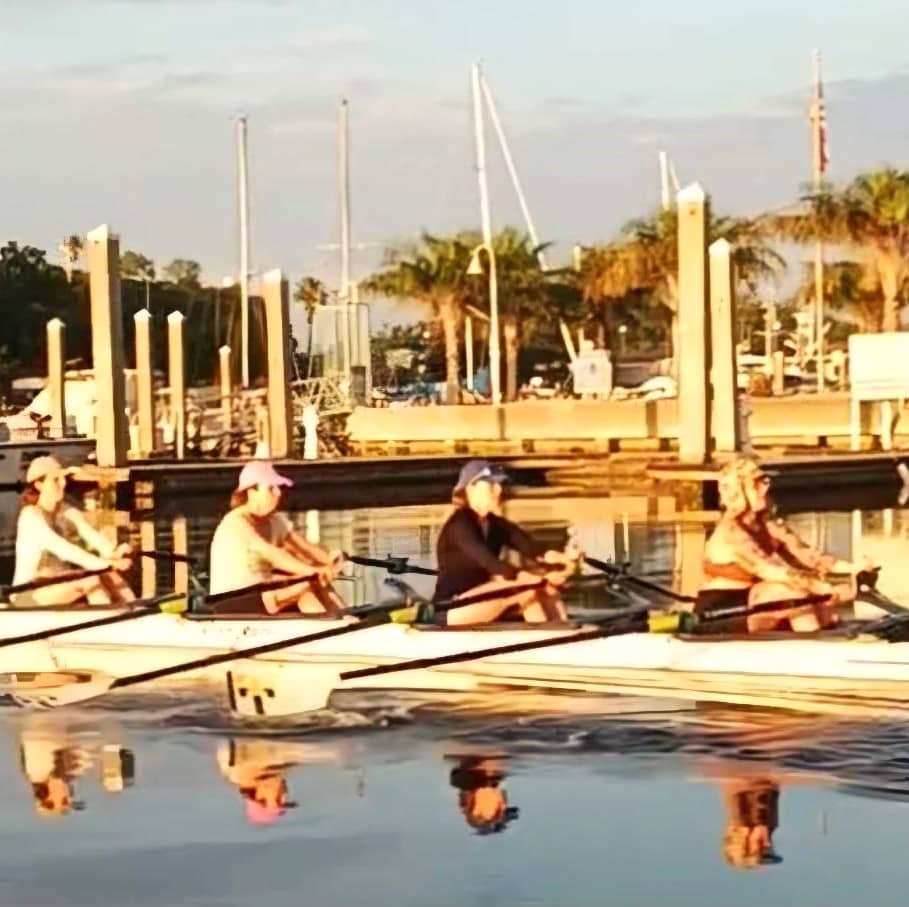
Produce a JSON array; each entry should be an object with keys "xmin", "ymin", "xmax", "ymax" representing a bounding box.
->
[
  {"xmin": 342, "ymin": 627, "xmax": 607, "ymax": 681},
  {"xmin": 583, "ymin": 556, "xmax": 695, "ymax": 604},
  {"xmin": 345, "ymin": 554, "xmax": 438, "ymax": 576},
  {"xmin": 140, "ymin": 550, "xmax": 196, "ymax": 564},
  {"xmin": 110, "ymin": 612, "xmax": 389, "ymax": 690},
  {"xmin": 3, "ymin": 568, "xmax": 112, "ymax": 598}
]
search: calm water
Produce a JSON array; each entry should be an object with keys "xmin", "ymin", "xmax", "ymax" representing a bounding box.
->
[{"xmin": 1, "ymin": 486, "xmax": 909, "ymax": 906}]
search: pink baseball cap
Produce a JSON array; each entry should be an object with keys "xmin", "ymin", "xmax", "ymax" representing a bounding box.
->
[
  {"xmin": 236, "ymin": 460, "xmax": 293, "ymax": 493},
  {"xmin": 244, "ymin": 798, "xmax": 284, "ymax": 826}
]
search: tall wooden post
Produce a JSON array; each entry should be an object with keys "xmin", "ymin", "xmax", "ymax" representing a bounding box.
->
[
  {"xmin": 134, "ymin": 310, "xmax": 155, "ymax": 458},
  {"xmin": 167, "ymin": 312, "xmax": 186, "ymax": 460},
  {"xmin": 262, "ymin": 269, "xmax": 293, "ymax": 458},
  {"xmin": 676, "ymin": 184, "xmax": 710, "ymax": 464},
  {"xmin": 46, "ymin": 318, "xmax": 66, "ymax": 439},
  {"xmin": 87, "ymin": 225, "xmax": 128, "ymax": 467},
  {"xmin": 140, "ymin": 519, "xmax": 156, "ymax": 598},
  {"xmin": 708, "ymin": 239, "xmax": 741, "ymax": 454},
  {"xmin": 219, "ymin": 344, "xmax": 233, "ymax": 435},
  {"xmin": 172, "ymin": 516, "xmax": 188, "ymax": 594}
]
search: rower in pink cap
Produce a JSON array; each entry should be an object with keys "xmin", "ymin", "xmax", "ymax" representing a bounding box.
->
[{"xmin": 208, "ymin": 460, "xmax": 344, "ymax": 615}]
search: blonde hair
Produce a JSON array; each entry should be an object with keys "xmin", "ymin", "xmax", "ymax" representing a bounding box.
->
[{"xmin": 717, "ymin": 457, "xmax": 765, "ymax": 517}]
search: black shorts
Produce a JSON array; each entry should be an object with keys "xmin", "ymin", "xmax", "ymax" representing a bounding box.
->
[{"xmin": 694, "ymin": 587, "xmax": 750, "ymax": 616}]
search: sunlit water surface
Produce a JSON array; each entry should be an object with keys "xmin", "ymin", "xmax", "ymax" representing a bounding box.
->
[{"xmin": 0, "ymin": 488, "xmax": 908, "ymax": 906}]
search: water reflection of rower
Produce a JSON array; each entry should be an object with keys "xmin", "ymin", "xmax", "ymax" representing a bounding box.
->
[
  {"xmin": 216, "ymin": 739, "xmax": 317, "ymax": 825},
  {"xmin": 720, "ymin": 777, "xmax": 782, "ymax": 869},
  {"xmin": 448, "ymin": 755, "xmax": 519, "ymax": 835},
  {"xmin": 19, "ymin": 729, "xmax": 90, "ymax": 817},
  {"xmin": 18, "ymin": 727, "xmax": 135, "ymax": 817}
]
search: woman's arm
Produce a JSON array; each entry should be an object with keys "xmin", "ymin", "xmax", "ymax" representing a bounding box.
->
[
  {"xmin": 244, "ymin": 520, "xmax": 320, "ymax": 577},
  {"xmin": 62, "ymin": 508, "xmax": 117, "ymax": 559},
  {"xmin": 22, "ymin": 508, "xmax": 110, "ymax": 572},
  {"xmin": 283, "ymin": 529, "xmax": 336, "ymax": 566},
  {"xmin": 728, "ymin": 523, "xmax": 831, "ymax": 594},
  {"xmin": 449, "ymin": 515, "xmax": 520, "ymax": 580},
  {"xmin": 765, "ymin": 520, "xmax": 841, "ymax": 573}
]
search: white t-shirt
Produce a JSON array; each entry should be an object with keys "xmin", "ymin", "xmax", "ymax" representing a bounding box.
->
[
  {"xmin": 13, "ymin": 505, "xmax": 114, "ymax": 586},
  {"xmin": 208, "ymin": 508, "xmax": 293, "ymax": 595}
]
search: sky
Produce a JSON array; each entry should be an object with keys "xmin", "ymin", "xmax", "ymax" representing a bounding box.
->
[{"xmin": 2, "ymin": 0, "xmax": 909, "ymax": 324}]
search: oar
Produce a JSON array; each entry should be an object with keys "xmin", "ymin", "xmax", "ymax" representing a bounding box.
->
[
  {"xmin": 0, "ymin": 592, "xmax": 187, "ymax": 651},
  {"xmin": 139, "ymin": 550, "xmax": 197, "ymax": 564},
  {"xmin": 1, "ymin": 568, "xmax": 114, "ymax": 599},
  {"xmin": 582, "ymin": 556, "xmax": 695, "ymax": 604},
  {"xmin": 344, "ymin": 553, "xmax": 438, "ymax": 577},
  {"xmin": 4, "ymin": 581, "xmax": 546, "ymax": 710},
  {"xmin": 854, "ymin": 569, "xmax": 907, "ymax": 617},
  {"xmin": 339, "ymin": 593, "xmax": 831, "ymax": 684}
]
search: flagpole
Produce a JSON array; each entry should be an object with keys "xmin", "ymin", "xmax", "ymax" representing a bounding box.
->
[{"xmin": 811, "ymin": 49, "xmax": 825, "ymax": 393}]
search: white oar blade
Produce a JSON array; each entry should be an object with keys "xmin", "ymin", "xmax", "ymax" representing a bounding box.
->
[
  {"xmin": 226, "ymin": 662, "xmax": 335, "ymax": 718},
  {"xmin": 0, "ymin": 670, "xmax": 114, "ymax": 709}
]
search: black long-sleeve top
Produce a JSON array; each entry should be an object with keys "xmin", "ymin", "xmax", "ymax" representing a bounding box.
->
[{"xmin": 433, "ymin": 506, "xmax": 545, "ymax": 602}]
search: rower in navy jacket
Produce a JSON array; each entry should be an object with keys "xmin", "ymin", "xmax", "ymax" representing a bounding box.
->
[{"xmin": 432, "ymin": 460, "xmax": 579, "ymax": 625}]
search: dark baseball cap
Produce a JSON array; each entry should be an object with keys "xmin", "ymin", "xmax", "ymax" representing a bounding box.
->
[{"xmin": 454, "ymin": 460, "xmax": 508, "ymax": 492}]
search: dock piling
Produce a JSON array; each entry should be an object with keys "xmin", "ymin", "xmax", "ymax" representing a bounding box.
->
[
  {"xmin": 134, "ymin": 310, "xmax": 155, "ymax": 458},
  {"xmin": 87, "ymin": 225, "xmax": 129, "ymax": 467},
  {"xmin": 46, "ymin": 318, "xmax": 66, "ymax": 439},
  {"xmin": 262, "ymin": 269, "xmax": 294, "ymax": 458},
  {"xmin": 167, "ymin": 312, "xmax": 186, "ymax": 460},
  {"xmin": 676, "ymin": 184, "xmax": 710, "ymax": 464}
]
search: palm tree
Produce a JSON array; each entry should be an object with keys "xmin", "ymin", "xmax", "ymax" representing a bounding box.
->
[
  {"xmin": 59, "ymin": 234, "xmax": 83, "ymax": 283},
  {"xmin": 367, "ymin": 233, "xmax": 473, "ymax": 404},
  {"xmin": 579, "ymin": 208, "xmax": 783, "ymax": 371},
  {"xmin": 294, "ymin": 276, "xmax": 330, "ymax": 378},
  {"xmin": 485, "ymin": 228, "xmax": 575, "ymax": 401},
  {"xmin": 791, "ymin": 260, "xmax": 884, "ymax": 333},
  {"xmin": 764, "ymin": 168, "xmax": 909, "ymax": 332}
]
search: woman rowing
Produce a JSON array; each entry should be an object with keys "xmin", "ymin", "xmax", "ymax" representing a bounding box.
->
[
  {"xmin": 208, "ymin": 460, "xmax": 343, "ymax": 615},
  {"xmin": 12, "ymin": 456, "xmax": 135, "ymax": 607},
  {"xmin": 698, "ymin": 457, "xmax": 865, "ymax": 632},
  {"xmin": 432, "ymin": 460, "xmax": 579, "ymax": 625}
]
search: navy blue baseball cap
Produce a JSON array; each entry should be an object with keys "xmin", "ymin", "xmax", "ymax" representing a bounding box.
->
[{"xmin": 454, "ymin": 460, "xmax": 508, "ymax": 492}]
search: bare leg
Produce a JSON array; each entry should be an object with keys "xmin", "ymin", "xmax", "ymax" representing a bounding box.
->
[
  {"xmin": 99, "ymin": 572, "xmax": 136, "ymax": 604},
  {"xmin": 31, "ymin": 576, "xmax": 112, "ymax": 607},
  {"xmin": 262, "ymin": 580, "xmax": 340, "ymax": 616},
  {"xmin": 746, "ymin": 581, "xmax": 834, "ymax": 633},
  {"xmin": 445, "ymin": 576, "xmax": 567, "ymax": 626}
]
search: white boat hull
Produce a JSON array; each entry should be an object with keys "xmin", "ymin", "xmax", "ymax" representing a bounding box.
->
[{"xmin": 2, "ymin": 608, "xmax": 909, "ymax": 714}]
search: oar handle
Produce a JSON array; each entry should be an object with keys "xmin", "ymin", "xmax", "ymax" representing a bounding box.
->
[
  {"xmin": 140, "ymin": 550, "xmax": 197, "ymax": 564},
  {"xmin": 205, "ymin": 572, "xmax": 321, "ymax": 605},
  {"xmin": 583, "ymin": 556, "xmax": 696, "ymax": 604},
  {"xmin": 2, "ymin": 567, "xmax": 112, "ymax": 598},
  {"xmin": 344, "ymin": 553, "xmax": 438, "ymax": 577}
]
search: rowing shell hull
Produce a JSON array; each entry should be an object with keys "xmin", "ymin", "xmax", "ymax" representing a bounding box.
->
[{"xmin": 3, "ymin": 609, "xmax": 909, "ymax": 713}]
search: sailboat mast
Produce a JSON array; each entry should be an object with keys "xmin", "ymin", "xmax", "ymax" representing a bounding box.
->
[
  {"xmin": 236, "ymin": 115, "xmax": 251, "ymax": 388},
  {"xmin": 471, "ymin": 64, "xmax": 493, "ymax": 246},
  {"xmin": 339, "ymin": 98, "xmax": 352, "ymax": 379},
  {"xmin": 479, "ymin": 72, "xmax": 547, "ymax": 270}
]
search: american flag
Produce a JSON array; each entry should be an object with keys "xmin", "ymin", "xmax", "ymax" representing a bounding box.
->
[{"xmin": 810, "ymin": 53, "xmax": 829, "ymax": 178}]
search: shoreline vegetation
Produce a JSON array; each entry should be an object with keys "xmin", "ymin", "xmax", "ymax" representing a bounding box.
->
[{"xmin": 2, "ymin": 168, "xmax": 907, "ymax": 405}]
